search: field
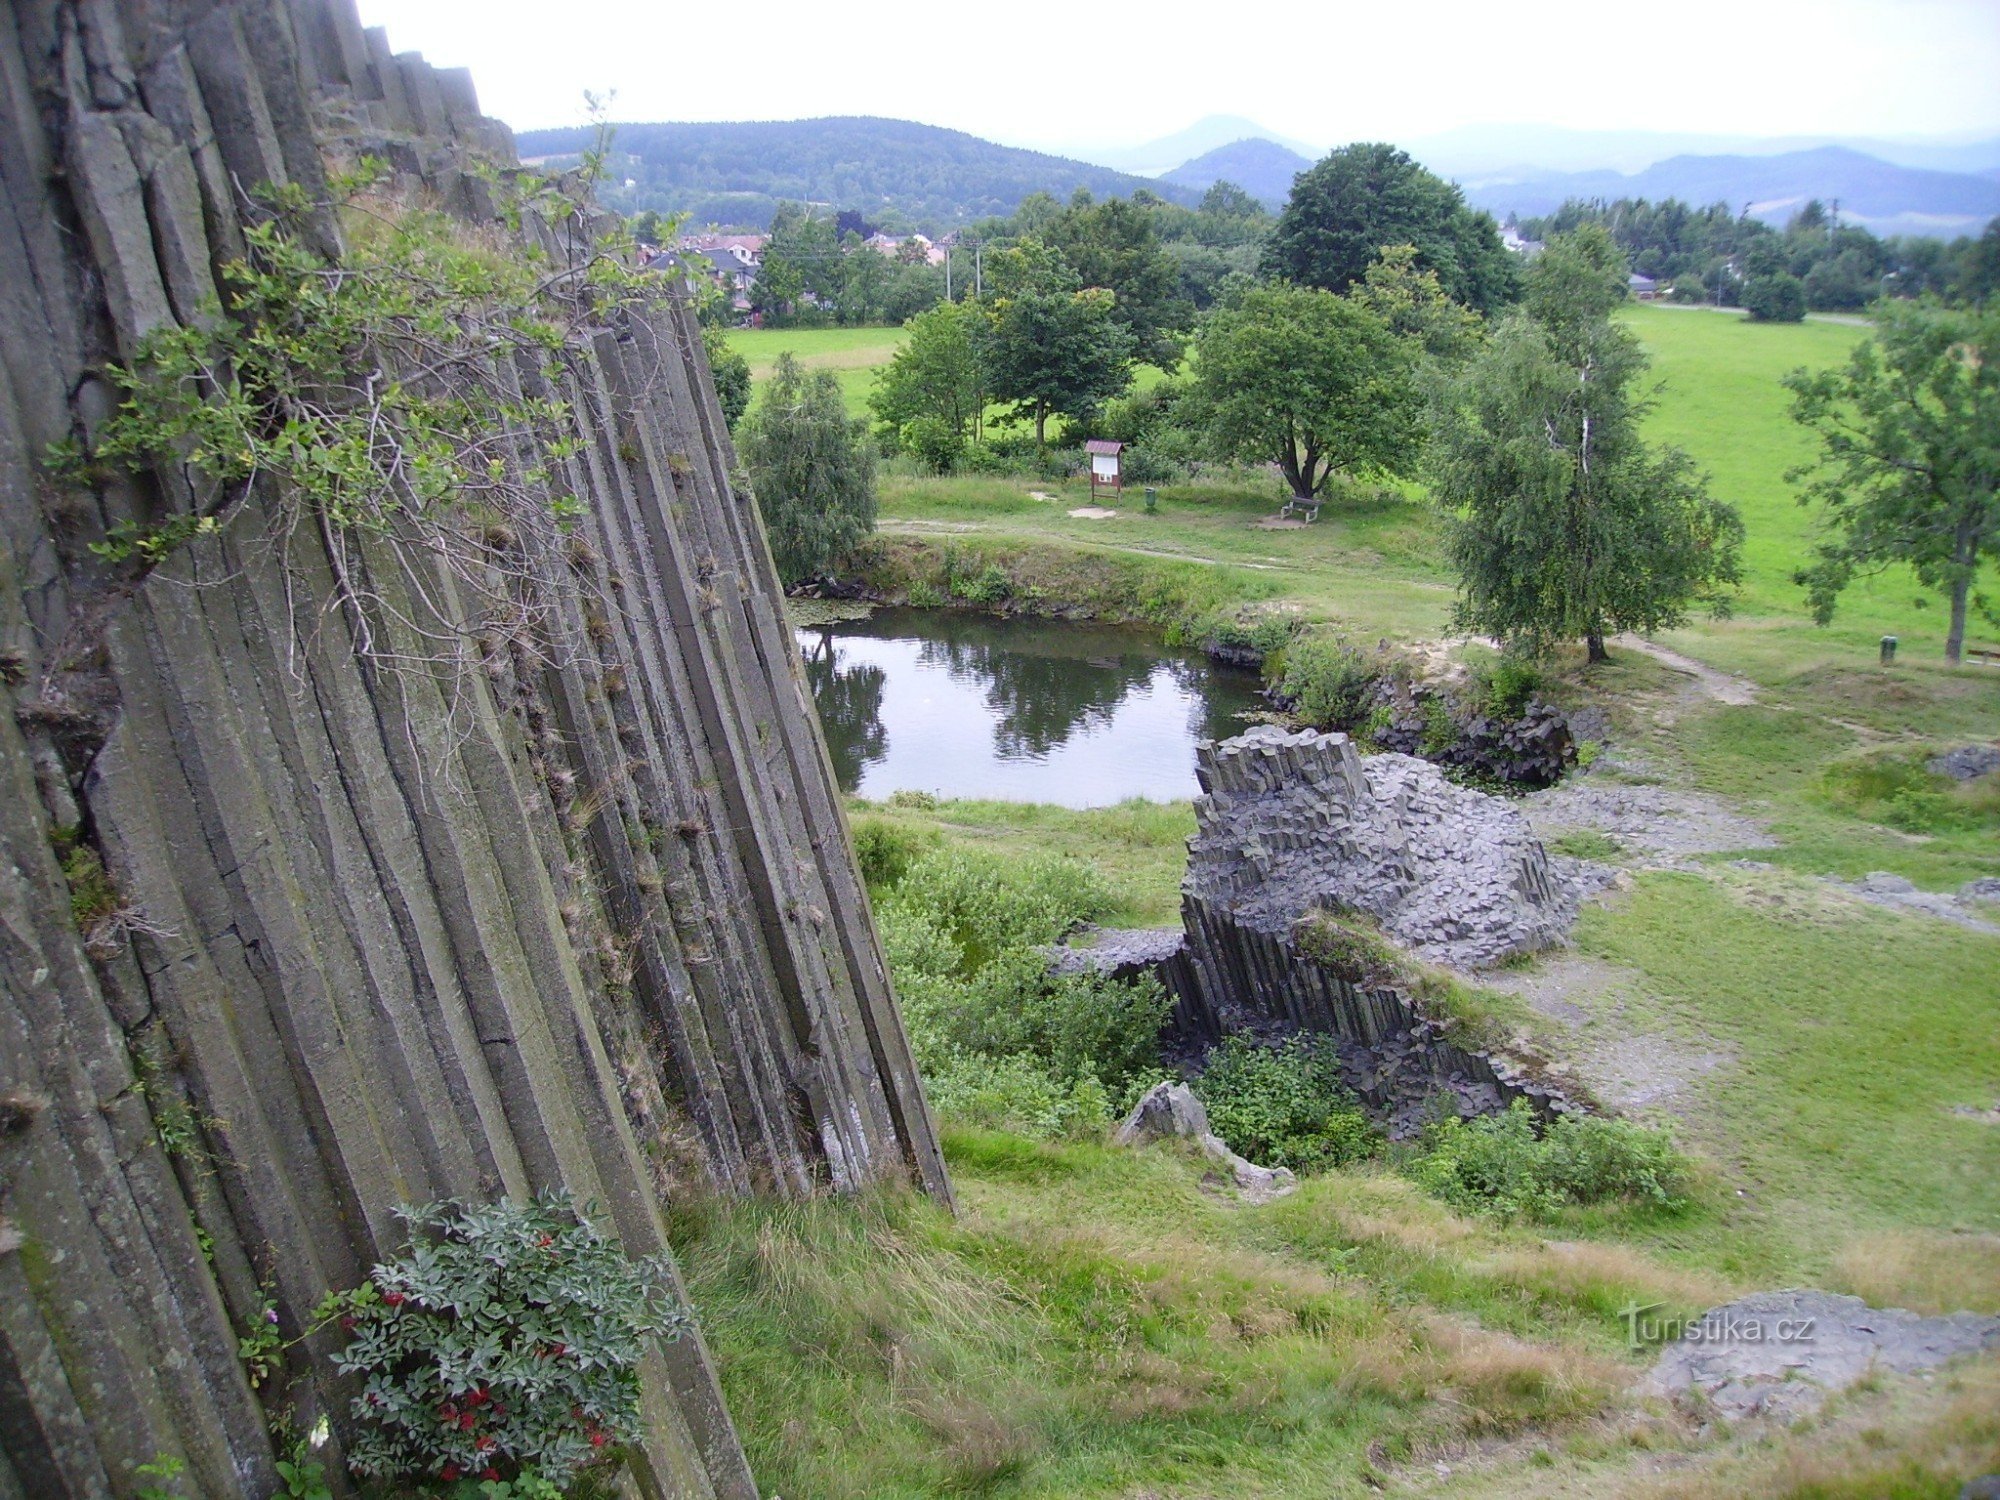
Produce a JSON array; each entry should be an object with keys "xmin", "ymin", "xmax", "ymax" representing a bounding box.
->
[
  {"xmin": 724, "ymin": 323, "xmax": 1171, "ymax": 420},
  {"xmin": 682, "ymin": 302, "xmax": 2000, "ymax": 1498},
  {"xmin": 725, "ymin": 324, "xmax": 906, "ymax": 415}
]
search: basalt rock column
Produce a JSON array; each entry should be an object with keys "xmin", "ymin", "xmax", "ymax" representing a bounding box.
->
[{"xmin": 0, "ymin": 1, "xmax": 945, "ymax": 1494}]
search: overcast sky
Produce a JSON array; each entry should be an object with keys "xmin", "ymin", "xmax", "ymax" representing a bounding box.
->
[{"xmin": 354, "ymin": 0, "xmax": 2000, "ymax": 153}]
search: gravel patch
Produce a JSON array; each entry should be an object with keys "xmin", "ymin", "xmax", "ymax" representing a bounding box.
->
[
  {"xmin": 1524, "ymin": 781, "xmax": 1777, "ymax": 866},
  {"xmin": 1641, "ymin": 1290, "xmax": 2000, "ymax": 1421},
  {"xmin": 1478, "ymin": 954, "xmax": 1733, "ymax": 1118},
  {"xmin": 1838, "ymin": 872, "xmax": 2000, "ymax": 934}
]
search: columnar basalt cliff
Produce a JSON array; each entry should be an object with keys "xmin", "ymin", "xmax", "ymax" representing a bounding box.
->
[
  {"xmin": 0, "ymin": 2, "xmax": 945, "ymax": 1495},
  {"xmin": 1176, "ymin": 729, "xmax": 1582, "ymax": 1131},
  {"xmin": 1057, "ymin": 728, "xmax": 1583, "ymax": 1134}
]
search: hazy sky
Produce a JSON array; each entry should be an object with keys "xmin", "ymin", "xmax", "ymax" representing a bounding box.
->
[{"xmin": 354, "ymin": 0, "xmax": 2000, "ymax": 151}]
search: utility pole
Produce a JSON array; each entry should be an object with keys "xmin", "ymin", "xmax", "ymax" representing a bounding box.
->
[
  {"xmin": 944, "ymin": 244, "xmax": 952, "ymax": 301},
  {"xmin": 974, "ymin": 239, "xmax": 982, "ymax": 298}
]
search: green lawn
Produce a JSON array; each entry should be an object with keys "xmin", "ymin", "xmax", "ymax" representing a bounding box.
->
[
  {"xmin": 1619, "ymin": 304, "xmax": 1970, "ymax": 653},
  {"xmin": 724, "ymin": 324, "xmax": 907, "ymax": 416},
  {"xmin": 725, "ymin": 321, "xmax": 1174, "ymax": 424}
]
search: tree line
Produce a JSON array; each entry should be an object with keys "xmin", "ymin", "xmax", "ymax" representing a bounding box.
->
[
  {"xmin": 729, "ymin": 142, "xmax": 1998, "ymax": 664},
  {"xmin": 1523, "ymin": 196, "xmax": 2000, "ymax": 316}
]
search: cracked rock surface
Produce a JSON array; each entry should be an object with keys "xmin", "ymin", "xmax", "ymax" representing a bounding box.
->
[
  {"xmin": 1187, "ymin": 726, "xmax": 1589, "ymax": 970},
  {"xmin": 1641, "ymin": 1291, "xmax": 2000, "ymax": 1420}
]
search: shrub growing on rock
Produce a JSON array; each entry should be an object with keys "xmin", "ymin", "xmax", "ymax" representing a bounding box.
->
[
  {"xmin": 1367, "ymin": 687, "xmax": 1576, "ymax": 789},
  {"xmin": 327, "ymin": 1193, "xmax": 690, "ymax": 1488},
  {"xmin": 1276, "ymin": 633, "xmax": 1385, "ymax": 732}
]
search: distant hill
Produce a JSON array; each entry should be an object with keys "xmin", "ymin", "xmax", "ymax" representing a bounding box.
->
[
  {"xmin": 1453, "ymin": 145, "xmax": 2000, "ymax": 237},
  {"xmin": 1406, "ymin": 124, "xmax": 2000, "ymax": 180},
  {"xmin": 1076, "ymin": 115, "xmax": 1320, "ymax": 178},
  {"xmin": 515, "ymin": 117, "xmax": 1204, "ymax": 231},
  {"xmin": 1160, "ymin": 139, "xmax": 1317, "ymax": 209}
]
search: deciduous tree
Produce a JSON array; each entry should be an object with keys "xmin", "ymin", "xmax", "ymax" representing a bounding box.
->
[
  {"xmin": 1046, "ymin": 194, "xmax": 1191, "ymax": 366},
  {"xmin": 1350, "ymin": 244, "xmax": 1485, "ymax": 366},
  {"xmin": 1429, "ymin": 230, "xmax": 1743, "ymax": 662},
  {"xmin": 700, "ymin": 325, "xmax": 751, "ymax": 430},
  {"xmin": 1744, "ymin": 271, "xmax": 1807, "ymax": 322},
  {"xmin": 981, "ymin": 243, "xmax": 1134, "ymax": 445},
  {"xmin": 740, "ymin": 353, "xmax": 877, "ymax": 582},
  {"xmin": 869, "ymin": 299, "xmax": 987, "ymax": 452},
  {"xmin": 1784, "ymin": 297, "xmax": 2000, "ymax": 662},
  {"xmin": 1265, "ymin": 142, "xmax": 1518, "ymax": 314},
  {"xmin": 1188, "ymin": 281, "xmax": 1417, "ymax": 500}
]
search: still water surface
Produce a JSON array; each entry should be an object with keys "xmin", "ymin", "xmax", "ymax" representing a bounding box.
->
[{"xmin": 796, "ymin": 609, "xmax": 1264, "ymax": 807}]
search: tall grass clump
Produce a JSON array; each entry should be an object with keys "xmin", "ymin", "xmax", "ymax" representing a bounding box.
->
[
  {"xmin": 873, "ymin": 846, "xmax": 1170, "ymax": 1137},
  {"xmin": 1819, "ymin": 750, "xmax": 2000, "ymax": 836}
]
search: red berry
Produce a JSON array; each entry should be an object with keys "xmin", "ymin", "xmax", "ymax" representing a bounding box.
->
[
  {"xmin": 476, "ymin": 1436, "xmax": 496, "ymax": 1452},
  {"xmin": 440, "ymin": 1465, "xmax": 460, "ymax": 1482},
  {"xmin": 590, "ymin": 1431, "xmax": 608, "ymax": 1448},
  {"xmin": 382, "ymin": 1292, "xmax": 404, "ymax": 1307},
  {"xmin": 460, "ymin": 1413, "xmax": 476, "ymax": 1430},
  {"xmin": 483, "ymin": 1469, "xmax": 501, "ymax": 1482}
]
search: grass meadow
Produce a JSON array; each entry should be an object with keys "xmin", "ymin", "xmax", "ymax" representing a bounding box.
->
[{"xmin": 683, "ymin": 300, "xmax": 2000, "ymax": 1498}]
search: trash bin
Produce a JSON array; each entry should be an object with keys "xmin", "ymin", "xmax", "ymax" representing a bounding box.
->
[
  {"xmin": 1880, "ymin": 635, "xmax": 1897, "ymax": 665},
  {"xmin": 1144, "ymin": 486, "xmax": 1158, "ymax": 514}
]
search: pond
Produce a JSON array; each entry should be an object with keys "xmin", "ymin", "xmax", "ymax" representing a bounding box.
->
[{"xmin": 795, "ymin": 608, "xmax": 1266, "ymax": 807}]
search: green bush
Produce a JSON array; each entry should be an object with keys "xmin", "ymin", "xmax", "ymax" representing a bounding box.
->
[
  {"xmin": 849, "ymin": 818, "xmax": 939, "ymax": 890},
  {"xmin": 899, "ymin": 415, "xmax": 965, "ymax": 475},
  {"xmin": 1194, "ymin": 608, "xmax": 1299, "ymax": 663},
  {"xmin": 875, "ymin": 847, "xmax": 1170, "ymax": 1137},
  {"xmin": 905, "ymin": 578, "xmax": 946, "ymax": 608},
  {"xmin": 1405, "ymin": 1100, "xmax": 1692, "ymax": 1219},
  {"xmin": 953, "ymin": 562, "xmax": 1013, "ymax": 606},
  {"xmin": 920, "ymin": 1049, "xmax": 1115, "ymax": 1139},
  {"xmin": 328, "ymin": 1193, "xmax": 689, "ymax": 1488},
  {"xmin": 1469, "ymin": 653, "xmax": 1546, "ymax": 719},
  {"xmin": 1418, "ymin": 694, "xmax": 1460, "ymax": 757},
  {"xmin": 1277, "ymin": 632, "xmax": 1382, "ymax": 731},
  {"xmin": 955, "ymin": 443, "xmax": 1028, "ymax": 478},
  {"xmin": 1744, "ymin": 272, "xmax": 1806, "ymax": 323},
  {"xmin": 1195, "ymin": 1035, "xmax": 1379, "ymax": 1173}
]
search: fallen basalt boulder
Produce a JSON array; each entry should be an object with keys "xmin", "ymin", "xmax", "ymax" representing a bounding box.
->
[{"xmin": 1112, "ymin": 1082, "xmax": 1297, "ymax": 1203}]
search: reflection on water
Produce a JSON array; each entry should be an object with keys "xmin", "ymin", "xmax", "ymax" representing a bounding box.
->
[{"xmin": 796, "ymin": 609, "xmax": 1263, "ymax": 807}]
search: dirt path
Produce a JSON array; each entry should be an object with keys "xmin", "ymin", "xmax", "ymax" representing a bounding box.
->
[{"xmin": 1611, "ymin": 635, "xmax": 1758, "ymax": 706}]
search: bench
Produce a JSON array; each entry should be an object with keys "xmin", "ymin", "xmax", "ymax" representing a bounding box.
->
[{"xmin": 1279, "ymin": 496, "xmax": 1322, "ymax": 523}]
